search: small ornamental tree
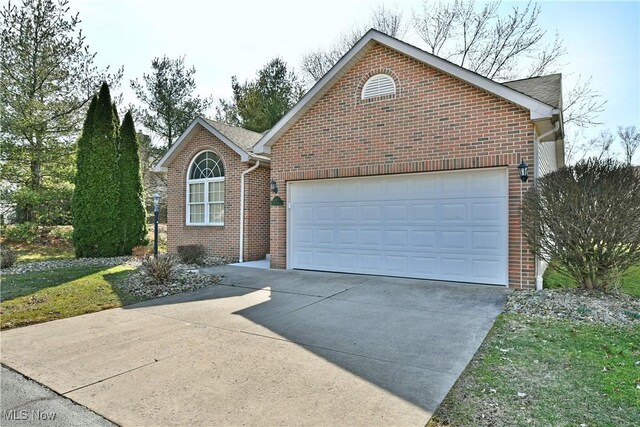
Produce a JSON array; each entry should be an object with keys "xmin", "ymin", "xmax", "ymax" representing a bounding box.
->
[
  {"xmin": 72, "ymin": 82, "xmax": 121, "ymax": 257},
  {"xmin": 117, "ymin": 111, "xmax": 147, "ymax": 254},
  {"xmin": 522, "ymin": 158, "xmax": 640, "ymax": 291}
]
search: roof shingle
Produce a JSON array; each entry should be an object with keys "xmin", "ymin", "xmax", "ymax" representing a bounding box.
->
[
  {"xmin": 503, "ymin": 74, "xmax": 562, "ymax": 109},
  {"xmin": 202, "ymin": 118, "xmax": 270, "ymax": 160}
]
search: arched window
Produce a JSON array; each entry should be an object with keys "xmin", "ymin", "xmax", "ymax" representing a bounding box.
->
[
  {"xmin": 187, "ymin": 151, "xmax": 225, "ymax": 225},
  {"xmin": 361, "ymin": 73, "xmax": 396, "ymax": 99}
]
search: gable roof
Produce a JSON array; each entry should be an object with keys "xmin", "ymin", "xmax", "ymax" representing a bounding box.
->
[
  {"xmin": 202, "ymin": 118, "xmax": 265, "ymax": 152},
  {"xmin": 503, "ymin": 74, "xmax": 562, "ymax": 109},
  {"xmin": 253, "ymin": 29, "xmax": 562, "ymax": 154},
  {"xmin": 154, "ymin": 117, "xmax": 269, "ymax": 172}
]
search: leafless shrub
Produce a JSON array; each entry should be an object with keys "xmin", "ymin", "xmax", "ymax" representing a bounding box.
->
[
  {"xmin": 522, "ymin": 158, "xmax": 640, "ymax": 291},
  {"xmin": 131, "ymin": 245, "xmax": 152, "ymax": 260},
  {"xmin": 141, "ymin": 254, "xmax": 177, "ymax": 283},
  {"xmin": 176, "ymin": 244, "xmax": 206, "ymax": 265}
]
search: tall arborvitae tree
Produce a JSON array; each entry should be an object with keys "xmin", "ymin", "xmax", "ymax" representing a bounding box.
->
[
  {"xmin": 118, "ymin": 111, "xmax": 147, "ymax": 254},
  {"xmin": 72, "ymin": 82, "xmax": 121, "ymax": 257},
  {"xmin": 112, "ymin": 103, "xmax": 120, "ymax": 128},
  {"xmin": 71, "ymin": 95, "xmax": 97, "ymax": 257}
]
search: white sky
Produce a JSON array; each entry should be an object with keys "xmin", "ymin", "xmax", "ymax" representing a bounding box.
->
[{"xmin": 72, "ymin": 0, "xmax": 640, "ymax": 161}]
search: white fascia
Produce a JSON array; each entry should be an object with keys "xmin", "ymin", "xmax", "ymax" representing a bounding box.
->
[{"xmin": 154, "ymin": 117, "xmax": 250, "ymax": 172}]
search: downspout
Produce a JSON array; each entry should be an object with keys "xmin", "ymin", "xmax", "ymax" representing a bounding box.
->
[
  {"xmin": 533, "ymin": 120, "xmax": 560, "ymax": 290},
  {"xmin": 239, "ymin": 161, "xmax": 260, "ymax": 263}
]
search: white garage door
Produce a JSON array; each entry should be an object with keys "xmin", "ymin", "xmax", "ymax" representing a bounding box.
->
[{"xmin": 288, "ymin": 168, "xmax": 508, "ymax": 285}]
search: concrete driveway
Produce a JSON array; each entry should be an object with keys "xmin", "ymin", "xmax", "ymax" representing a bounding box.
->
[{"xmin": 0, "ymin": 266, "xmax": 507, "ymax": 426}]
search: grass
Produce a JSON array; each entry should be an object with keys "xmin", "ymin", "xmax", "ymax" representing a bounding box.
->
[
  {"xmin": 0, "ymin": 264, "xmax": 139, "ymax": 329},
  {"xmin": 429, "ymin": 314, "xmax": 640, "ymax": 427},
  {"xmin": 544, "ymin": 262, "xmax": 640, "ymax": 298},
  {"xmin": 9, "ymin": 241, "xmax": 75, "ymax": 264}
]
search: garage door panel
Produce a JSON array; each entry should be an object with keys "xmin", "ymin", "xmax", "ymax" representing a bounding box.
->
[
  {"xmin": 412, "ymin": 230, "xmax": 437, "ymax": 248},
  {"xmin": 360, "ymin": 229, "xmax": 382, "ymax": 247},
  {"xmin": 297, "ymin": 206, "xmax": 314, "ymax": 222},
  {"xmin": 472, "ymin": 201, "xmax": 505, "ymax": 222},
  {"xmin": 440, "ymin": 230, "xmax": 469, "ymax": 250},
  {"xmin": 316, "ymin": 206, "xmax": 334, "ymax": 221},
  {"xmin": 386, "ymin": 230, "xmax": 408, "ymax": 247},
  {"xmin": 360, "ymin": 254, "xmax": 382, "ymax": 271},
  {"xmin": 440, "ymin": 202, "xmax": 468, "ymax": 222},
  {"xmin": 440, "ymin": 257, "xmax": 470, "ymax": 277},
  {"xmin": 384, "ymin": 255, "xmax": 407, "ymax": 273},
  {"xmin": 472, "ymin": 231, "xmax": 503, "ymax": 251},
  {"xmin": 359, "ymin": 205, "xmax": 381, "ymax": 221},
  {"xmin": 316, "ymin": 229, "xmax": 334, "ymax": 244},
  {"xmin": 294, "ymin": 251, "xmax": 313, "ymax": 266},
  {"xmin": 409, "ymin": 176, "xmax": 437, "ymax": 198},
  {"xmin": 360, "ymin": 181, "xmax": 382, "ymax": 200},
  {"xmin": 384, "ymin": 205, "xmax": 408, "ymax": 221},
  {"xmin": 336, "ymin": 181, "xmax": 358, "ymax": 199},
  {"xmin": 411, "ymin": 204, "xmax": 437, "ymax": 222},
  {"xmin": 295, "ymin": 228, "xmax": 313, "ymax": 244},
  {"xmin": 290, "ymin": 169, "xmax": 508, "ymax": 285},
  {"xmin": 337, "ymin": 206, "xmax": 357, "ymax": 221},
  {"xmin": 338, "ymin": 229, "xmax": 357, "ymax": 245},
  {"xmin": 337, "ymin": 252, "xmax": 357, "ymax": 269},
  {"xmin": 410, "ymin": 256, "xmax": 438, "ymax": 274},
  {"xmin": 472, "ymin": 259, "xmax": 502, "ymax": 279}
]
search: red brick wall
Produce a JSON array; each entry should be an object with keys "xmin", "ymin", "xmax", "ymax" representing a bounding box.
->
[
  {"xmin": 165, "ymin": 124, "xmax": 270, "ymax": 261},
  {"xmin": 269, "ymin": 43, "xmax": 535, "ymax": 289},
  {"xmin": 243, "ymin": 165, "xmax": 271, "ymax": 261}
]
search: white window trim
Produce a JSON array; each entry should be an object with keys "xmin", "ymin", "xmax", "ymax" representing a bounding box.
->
[
  {"xmin": 361, "ymin": 73, "xmax": 396, "ymax": 100},
  {"xmin": 186, "ymin": 152, "xmax": 225, "ymax": 226}
]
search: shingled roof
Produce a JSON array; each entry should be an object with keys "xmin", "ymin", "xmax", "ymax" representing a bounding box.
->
[
  {"xmin": 202, "ymin": 118, "xmax": 266, "ymax": 153},
  {"xmin": 503, "ymin": 74, "xmax": 562, "ymax": 109},
  {"xmin": 154, "ymin": 117, "xmax": 270, "ymax": 172}
]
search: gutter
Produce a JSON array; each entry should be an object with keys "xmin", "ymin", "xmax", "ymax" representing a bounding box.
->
[
  {"xmin": 533, "ymin": 120, "xmax": 561, "ymax": 290},
  {"xmin": 239, "ymin": 161, "xmax": 260, "ymax": 263}
]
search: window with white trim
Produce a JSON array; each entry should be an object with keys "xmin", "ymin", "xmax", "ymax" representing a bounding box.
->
[
  {"xmin": 361, "ymin": 73, "xmax": 396, "ymax": 99},
  {"xmin": 187, "ymin": 151, "xmax": 225, "ymax": 225}
]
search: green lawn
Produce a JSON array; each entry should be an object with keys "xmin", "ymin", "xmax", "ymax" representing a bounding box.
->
[
  {"xmin": 0, "ymin": 264, "xmax": 138, "ymax": 329},
  {"xmin": 3, "ymin": 241, "xmax": 76, "ymax": 264},
  {"xmin": 429, "ymin": 314, "xmax": 640, "ymax": 427},
  {"xmin": 544, "ymin": 262, "xmax": 640, "ymax": 298}
]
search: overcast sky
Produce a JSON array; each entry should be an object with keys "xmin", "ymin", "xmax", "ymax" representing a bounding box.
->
[{"xmin": 73, "ymin": 0, "xmax": 639, "ymax": 159}]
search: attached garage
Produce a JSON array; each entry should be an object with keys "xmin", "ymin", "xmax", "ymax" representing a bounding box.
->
[{"xmin": 288, "ymin": 168, "xmax": 508, "ymax": 286}]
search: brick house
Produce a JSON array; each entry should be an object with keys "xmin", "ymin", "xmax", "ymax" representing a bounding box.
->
[
  {"xmin": 155, "ymin": 118, "xmax": 270, "ymax": 262},
  {"xmin": 156, "ymin": 30, "xmax": 564, "ymax": 289}
]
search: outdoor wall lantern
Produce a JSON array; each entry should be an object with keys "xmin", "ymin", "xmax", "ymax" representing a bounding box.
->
[
  {"xmin": 270, "ymin": 180, "xmax": 279, "ymax": 194},
  {"xmin": 153, "ymin": 193, "xmax": 160, "ymax": 257},
  {"xmin": 518, "ymin": 160, "xmax": 529, "ymax": 183}
]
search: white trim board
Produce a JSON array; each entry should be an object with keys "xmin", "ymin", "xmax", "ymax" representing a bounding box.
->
[{"xmin": 155, "ymin": 117, "xmax": 254, "ymax": 172}]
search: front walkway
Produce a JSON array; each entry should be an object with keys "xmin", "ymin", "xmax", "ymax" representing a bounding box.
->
[
  {"xmin": 228, "ymin": 258, "xmax": 270, "ymax": 269},
  {"xmin": 0, "ymin": 266, "xmax": 507, "ymax": 426}
]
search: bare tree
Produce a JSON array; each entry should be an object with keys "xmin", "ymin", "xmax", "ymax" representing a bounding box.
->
[
  {"xmin": 371, "ymin": 4, "xmax": 407, "ymax": 39},
  {"xmin": 413, "ymin": 0, "xmax": 563, "ymax": 80},
  {"xmin": 617, "ymin": 125, "xmax": 640, "ymax": 164},
  {"xmin": 413, "ymin": 0, "xmax": 564, "ymax": 80},
  {"xmin": 562, "ymin": 75, "xmax": 607, "ymax": 129},
  {"xmin": 300, "ymin": 5, "xmax": 406, "ymax": 84},
  {"xmin": 590, "ymin": 130, "xmax": 617, "ymax": 160}
]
